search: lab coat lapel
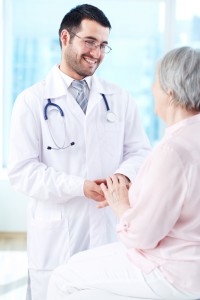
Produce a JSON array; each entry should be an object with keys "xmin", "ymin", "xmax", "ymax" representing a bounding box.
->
[
  {"xmin": 86, "ymin": 76, "xmax": 111, "ymax": 116},
  {"xmin": 86, "ymin": 90, "xmax": 102, "ymax": 115},
  {"xmin": 44, "ymin": 65, "xmax": 68, "ymax": 99},
  {"xmin": 44, "ymin": 65, "xmax": 85, "ymax": 122},
  {"xmin": 65, "ymin": 91, "xmax": 86, "ymax": 123}
]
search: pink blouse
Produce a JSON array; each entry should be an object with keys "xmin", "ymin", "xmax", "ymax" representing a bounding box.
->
[{"xmin": 117, "ymin": 114, "xmax": 200, "ymax": 294}]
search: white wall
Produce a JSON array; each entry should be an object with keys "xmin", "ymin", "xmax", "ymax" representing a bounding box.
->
[{"xmin": 0, "ymin": 179, "xmax": 27, "ymax": 232}]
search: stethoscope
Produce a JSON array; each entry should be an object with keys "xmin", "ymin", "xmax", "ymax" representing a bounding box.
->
[
  {"xmin": 100, "ymin": 93, "xmax": 117, "ymax": 123},
  {"xmin": 44, "ymin": 94, "xmax": 117, "ymax": 150}
]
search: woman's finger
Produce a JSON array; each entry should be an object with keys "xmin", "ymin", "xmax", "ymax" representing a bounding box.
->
[
  {"xmin": 106, "ymin": 176, "xmax": 114, "ymax": 191},
  {"xmin": 110, "ymin": 174, "xmax": 119, "ymax": 186},
  {"xmin": 100, "ymin": 183, "xmax": 109, "ymax": 194},
  {"xmin": 117, "ymin": 174, "xmax": 127, "ymax": 185}
]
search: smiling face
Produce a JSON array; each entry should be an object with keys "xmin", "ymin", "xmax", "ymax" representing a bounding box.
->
[{"xmin": 60, "ymin": 19, "xmax": 110, "ymax": 80}]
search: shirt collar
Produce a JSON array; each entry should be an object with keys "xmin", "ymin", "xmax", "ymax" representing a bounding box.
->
[
  {"xmin": 44, "ymin": 64, "xmax": 119, "ymax": 99},
  {"xmin": 165, "ymin": 113, "xmax": 200, "ymax": 136},
  {"xmin": 58, "ymin": 66, "xmax": 92, "ymax": 89}
]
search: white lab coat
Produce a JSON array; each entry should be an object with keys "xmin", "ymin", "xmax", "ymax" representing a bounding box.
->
[{"xmin": 7, "ymin": 65, "xmax": 151, "ymax": 299}]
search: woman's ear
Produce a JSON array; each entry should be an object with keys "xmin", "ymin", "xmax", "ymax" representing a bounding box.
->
[
  {"xmin": 168, "ymin": 90, "xmax": 174, "ymax": 105},
  {"xmin": 168, "ymin": 90, "xmax": 173, "ymax": 98}
]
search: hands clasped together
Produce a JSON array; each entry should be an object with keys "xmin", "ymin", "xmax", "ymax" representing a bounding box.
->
[{"xmin": 84, "ymin": 174, "xmax": 131, "ymax": 218}]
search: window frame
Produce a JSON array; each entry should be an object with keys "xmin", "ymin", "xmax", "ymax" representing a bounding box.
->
[{"xmin": 0, "ymin": 0, "xmax": 193, "ymax": 176}]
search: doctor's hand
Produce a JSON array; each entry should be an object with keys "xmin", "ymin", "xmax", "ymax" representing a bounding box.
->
[
  {"xmin": 84, "ymin": 180, "xmax": 105, "ymax": 202},
  {"xmin": 99, "ymin": 175, "xmax": 130, "ymax": 218},
  {"xmin": 94, "ymin": 178, "xmax": 107, "ymax": 186}
]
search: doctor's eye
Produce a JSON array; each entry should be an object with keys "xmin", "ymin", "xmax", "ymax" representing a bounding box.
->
[
  {"xmin": 85, "ymin": 40, "xmax": 97, "ymax": 48},
  {"xmin": 84, "ymin": 40, "xmax": 112, "ymax": 54}
]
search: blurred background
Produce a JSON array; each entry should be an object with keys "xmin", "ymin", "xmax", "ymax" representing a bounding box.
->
[{"xmin": 0, "ymin": 0, "xmax": 200, "ymax": 299}]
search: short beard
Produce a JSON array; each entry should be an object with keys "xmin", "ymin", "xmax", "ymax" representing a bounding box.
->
[{"xmin": 64, "ymin": 46, "xmax": 100, "ymax": 77}]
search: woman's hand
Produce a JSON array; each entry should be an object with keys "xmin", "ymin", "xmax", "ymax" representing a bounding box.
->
[{"xmin": 99, "ymin": 174, "xmax": 130, "ymax": 218}]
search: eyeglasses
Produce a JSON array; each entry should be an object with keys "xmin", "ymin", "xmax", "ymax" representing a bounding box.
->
[{"xmin": 68, "ymin": 31, "xmax": 112, "ymax": 54}]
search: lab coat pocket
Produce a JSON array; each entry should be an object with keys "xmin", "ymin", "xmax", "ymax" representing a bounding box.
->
[
  {"xmin": 103, "ymin": 121, "xmax": 124, "ymax": 155},
  {"xmin": 28, "ymin": 204, "xmax": 70, "ymax": 270}
]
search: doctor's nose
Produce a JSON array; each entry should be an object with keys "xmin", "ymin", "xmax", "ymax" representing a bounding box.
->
[{"xmin": 89, "ymin": 44, "xmax": 104, "ymax": 57}]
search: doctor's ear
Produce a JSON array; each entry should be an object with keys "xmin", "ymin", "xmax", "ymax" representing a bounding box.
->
[{"xmin": 60, "ymin": 29, "xmax": 70, "ymax": 47}]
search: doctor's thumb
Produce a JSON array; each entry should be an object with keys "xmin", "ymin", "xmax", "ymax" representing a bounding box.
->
[{"xmin": 95, "ymin": 183, "xmax": 104, "ymax": 196}]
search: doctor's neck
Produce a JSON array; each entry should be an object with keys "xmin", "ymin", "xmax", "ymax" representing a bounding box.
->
[{"xmin": 58, "ymin": 64, "xmax": 86, "ymax": 81}]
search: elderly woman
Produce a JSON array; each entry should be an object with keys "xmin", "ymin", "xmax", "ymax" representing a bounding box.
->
[{"xmin": 47, "ymin": 46, "xmax": 200, "ymax": 300}]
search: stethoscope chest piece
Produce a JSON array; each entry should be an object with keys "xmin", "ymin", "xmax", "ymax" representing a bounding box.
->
[
  {"xmin": 101, "ymin": 93, "xmax": 117, "ymax": 123},
  {"xmin": 106, "ymin": 111, "xmax": 117, "ymax": 123}
]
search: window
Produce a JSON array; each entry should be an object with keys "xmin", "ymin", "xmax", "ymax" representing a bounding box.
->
[
  {"xmin": 1, "ymin": 0, "xmax": 200, "ymax": 172},
  {"xmin": 176, "ymin": 0, "xmax": 200, "ymax": 48}
]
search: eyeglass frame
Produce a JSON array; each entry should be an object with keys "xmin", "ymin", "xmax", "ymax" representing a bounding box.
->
[{"xmin": 68, "ymin": 30, "xmax": 112, "ymax": 54}]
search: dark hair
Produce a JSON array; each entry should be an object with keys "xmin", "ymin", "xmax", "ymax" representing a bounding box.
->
[{"xmin": 58, "ymin": 4, "xmax": 111, "ymax": 46}]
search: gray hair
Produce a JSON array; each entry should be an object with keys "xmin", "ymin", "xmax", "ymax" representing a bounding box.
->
[{"xmin": 158, "ymin": 46, "xmax": 200, "ymax": 111}]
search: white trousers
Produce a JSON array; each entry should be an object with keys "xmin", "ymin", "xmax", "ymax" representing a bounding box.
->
[{"xmin": 47, "ymin": 243, "xmax": 199, "ymax": 300}]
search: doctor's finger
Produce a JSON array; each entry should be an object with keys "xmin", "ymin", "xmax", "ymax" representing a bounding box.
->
[
  {"xmin": 94, "ymin": 183, "xmax": 105, "ymax": 196},
  {"xmin": 92, "ymin": 192, "xmax": 105, "ymax": 202},
  {"xmin": 94, "ymin": 179, "xmax": 107, "ymax": 185},
  {"xmin": 97, "ymin": 200, "xmax": 108, "ymax": 209}
]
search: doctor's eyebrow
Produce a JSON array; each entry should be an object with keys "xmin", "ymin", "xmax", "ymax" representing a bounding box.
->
[{"xmin": 83, "ymin": 36, "xmax": 108, "ymax": 44}]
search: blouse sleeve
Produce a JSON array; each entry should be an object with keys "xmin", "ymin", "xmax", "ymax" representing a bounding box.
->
[{"xmin": 116, "ymin": 142, "xmax": 188, "ymax": 250}]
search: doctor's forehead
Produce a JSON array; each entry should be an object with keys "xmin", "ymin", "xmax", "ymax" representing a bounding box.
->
[{"xmin": 77, "ymin": 20, "xmax": 110, "ymax": 39}]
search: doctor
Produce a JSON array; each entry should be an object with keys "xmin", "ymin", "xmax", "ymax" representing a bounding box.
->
[{"xmin": 8, "ymin": 4, "xmax": 150, "ymax": 300}]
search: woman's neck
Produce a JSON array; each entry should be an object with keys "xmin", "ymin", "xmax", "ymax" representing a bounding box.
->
[{"xmin": 166, "ymin": 106, "xmax": 199, "ymax": 126}]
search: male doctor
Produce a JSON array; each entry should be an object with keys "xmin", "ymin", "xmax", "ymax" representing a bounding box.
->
[{"xmin": 8, "ymin": 4, "xmax": 151, "ymax": 300}]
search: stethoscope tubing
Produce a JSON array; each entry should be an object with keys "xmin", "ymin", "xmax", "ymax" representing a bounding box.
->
[
  {"xmin": 100, "ymin": 93, "xmax": 110, "ymax": 111},
  {"xmin": 44, "ymin": 93, "xmax": 116, "ymax": 150},
  {"xmin": 44, "ymin": 94, "xmax": 113, "ymax": 121},
  {"xmin": 44, "ymin": 98, "xmax": 64, "ymax": 120},
  {"xmin": 101, "ymin": 93, "xmax": 117, "ymax": 123}
]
